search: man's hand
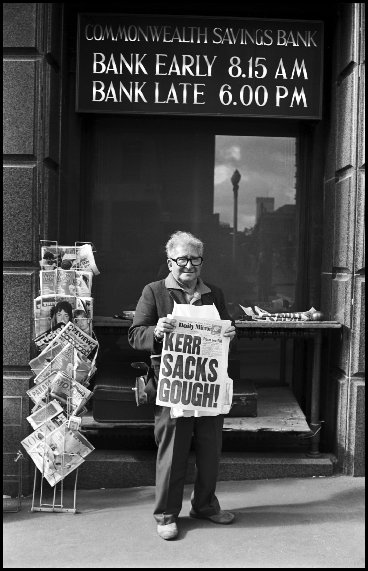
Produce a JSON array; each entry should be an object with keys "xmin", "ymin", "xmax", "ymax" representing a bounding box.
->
[
  {"xmin": 223, "ymin": 325, "xmax": 236, "ymax": 340},
  {"xmin": 154, "ymin": 317, "xmax": 177, "ymax": 340}
]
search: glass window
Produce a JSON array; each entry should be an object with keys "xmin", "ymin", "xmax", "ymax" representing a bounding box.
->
[
  {"xmin": 82, "ymin": 119, "xmax": 298, "ymax": 325},
  {"xmin": 79, "ymin": 118, "xmax": 301, "ymax": 384},
  {"xmin": 213, "ymin": 135, "xmax": 298, "ymax": 317}
]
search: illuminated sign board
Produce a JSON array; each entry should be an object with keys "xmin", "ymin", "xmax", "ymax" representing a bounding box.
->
[{"xmin": 76, "ymin": 14, "xmax": 324, "ymax": 119}]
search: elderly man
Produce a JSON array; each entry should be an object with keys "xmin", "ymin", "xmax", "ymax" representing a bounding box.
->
[{"xmin": 128, "ymin": 231, "xmax": 236, "ymax": 540}]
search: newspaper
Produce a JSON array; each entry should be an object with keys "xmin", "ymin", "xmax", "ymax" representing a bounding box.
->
[
  {"xmin": 29, "ymin": 340, "xmax": 66, "ymax": 376},
  {"xmin": 25, "ymin": 423, "xmax": 94, "ymax": 487},
  {"xmin": 27, "ymin": 371, "xmax": 69, "ymax": 405},
  {"xmin": 33, "ymin": 323, "xmax": 66, "ymax": 352},
  {"xmin": 26, "ymin": 399, "xmax": 64, "ymax": 430},
  {"xmin": 40, "ymin": 244, "xmax": 99, "ymax": 275},
  {"xmin": 156, "ymin": 316, "xmax": 232, "ymax": 412},
  {"xmin": 75, "ymin": 271, "xmax": 93, "ymax": 296},
  {"xmin": 40, "ymin": 245, "xmax": 78, "ymax": 270},
  {"xmin": 33, "ymin": 295, "xmax": 94, "ymax": 337},
  {"xmin": 38, "ymin": 269, "xmax": 93, "ymax": 297},
  {"xmin": 50, "ymin": 321, "xmax": 98, "ymax": 358},
  {"xmin": 34, "ymin": 294, "xmax": 75, "ymax": 318},
  {"xmin": 48, "ymin": 374, "xmax": 92, "ymax": 415},
  {"xmin": 21, "ymin": 413, "xmax": 67, "ymax": 452},
  {"xmin": 76, "ymin": 243, "xmax": 100, "ymax": 275},
  {"xmin": 33, "ymin": 294, "xmax": 94, "ymax": 319},
  {"xmin": 33, "ymin": 343, "xmax": 75, "ymax": 385},
  {"xmin": 72, "ymin": 352, "xmax": 97, "ymax": 386},
  {"xmin": 239, "ymin": 305, "xmax": 322, "ymax": 322},
  {"xmin": 32, "ymin": 339, "xmax": 95, "ymax": 384}
]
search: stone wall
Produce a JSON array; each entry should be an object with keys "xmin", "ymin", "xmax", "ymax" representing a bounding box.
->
[
  {"xmin": 321, "ymin": 3, "xmax": 365, "ymax": 475},
  {"xmin": 3, "ymin": 3, "xmax": 63, "ymax": 493}
]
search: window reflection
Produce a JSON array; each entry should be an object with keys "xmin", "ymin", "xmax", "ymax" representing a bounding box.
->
[
  {"xmin": 213, "ymin": 135, "xmax": 297, "ymax": 317},
  {"xmin": 83, "ymin": 118, "xmax": 298, "ymax": 324}
]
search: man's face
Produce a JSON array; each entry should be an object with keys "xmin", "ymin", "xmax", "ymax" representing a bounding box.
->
[{"xmin": 167, "ymin": 243, "xmax": 203, "ymax": 289}]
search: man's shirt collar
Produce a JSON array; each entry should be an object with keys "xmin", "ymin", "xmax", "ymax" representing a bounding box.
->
[{"xmin": 164, "ymin": 273, "xmax": 211, "ymax": 295}]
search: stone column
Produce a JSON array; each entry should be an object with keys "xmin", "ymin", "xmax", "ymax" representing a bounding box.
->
[
  {"xmin": 321, "ymin": 3, "xmax": 365, "ymax": 475},
  {"xmin": 3, "ymin": 3, "xmax": 63, "ymax": 494}
]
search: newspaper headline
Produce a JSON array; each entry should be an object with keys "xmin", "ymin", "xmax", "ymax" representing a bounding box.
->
[{"xmin": 156, "ymin": 316, "xmax": 231, "ymax": 412}]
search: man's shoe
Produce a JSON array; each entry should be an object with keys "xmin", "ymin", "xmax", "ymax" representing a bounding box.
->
[
  {"xmin": 157, "ymin": 522, "xmax": 178, "ymax": 540},
  {"xmin": 190, "ymin": 509, "xmax": 235, "ymax": 524}
]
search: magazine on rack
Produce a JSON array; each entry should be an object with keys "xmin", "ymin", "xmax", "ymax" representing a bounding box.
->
[
  {"xmin": 40, "ymin": 243, "xmax": 99, "ymax": 275},
  {"xmin": 33, "ymin": 295, "xmax": 94, "ymax": 337},
  {"xmin": 40, "ymin": 269, "xmax": 93, "ymax": 297},
  {"xmin": 33, "ymin": 294, "xmax": 94, "ymax": 320},
  {"xmin": 31, "ymin": 341, "xmax": 95, "ymax": 387},
  {"xmin": 25, "ymin": 423, "xmax": 95, "ymax": 487},
  {"xmin": 33, "ymin": 323, "xmax": 66, "ymax": 352},
  {"xmin": 27, "ymin": 370, "xmax": 92, "ymax": 415},
  {"xmin": 29, "ymin": 339, "xmax": 66, "ymax": 376},
  {"xmin": 55, "ymin": 269, "xmax": 75, "ymax": 296},
  {"xmin": 39, "ymin": 270, "xmax": 57, "ymax": 295},
  {"xmin": 27, "ymin": 371, "xmax": 68, "ymax": 405},
  {"xmin": 26, "ymin": 399, "xmax": 64, "ymax": 430},
  {"xmin": 32, "ymin": 344, "xmax": 75, "ymax": 385},
  {"xmin": 21, "ymin": 412, "xmax": 67, "ymax": 453},
  {"xmin": 48, "ymin": 374, "xmax": 92, "ymax": 415}
]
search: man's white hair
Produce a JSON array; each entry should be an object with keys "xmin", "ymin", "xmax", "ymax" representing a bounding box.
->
[{"xmin": 165, "ymin": 231, "xmax": 204, "ymax": 257}]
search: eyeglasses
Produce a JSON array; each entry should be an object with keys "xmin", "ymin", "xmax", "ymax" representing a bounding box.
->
[{"xmin": 170, "ymin": 256, "xmax": 204, "ymax": 267}]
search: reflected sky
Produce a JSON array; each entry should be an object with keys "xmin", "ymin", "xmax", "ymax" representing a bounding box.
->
[{"xmin": 214, "ymin": 135, "xmax": 296, "ymax": 230}]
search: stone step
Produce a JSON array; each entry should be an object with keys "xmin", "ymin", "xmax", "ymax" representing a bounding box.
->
[{"xmin": 67, "ymin": 450, "xmax": 335, "ymax": 490}]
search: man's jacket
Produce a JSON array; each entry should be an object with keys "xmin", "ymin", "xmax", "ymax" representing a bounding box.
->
[
  {"xmin": 129, "ymin": 277, "xmax": 231, "ymax": 352},
  {"xmin": 128, "ymin": 278, "xmax": 233, "ymax": 400}
]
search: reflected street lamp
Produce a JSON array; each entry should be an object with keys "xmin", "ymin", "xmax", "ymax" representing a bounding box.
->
[{"xmin": 231, "ymin": 169, "xmax": 241, "ymax": 264}]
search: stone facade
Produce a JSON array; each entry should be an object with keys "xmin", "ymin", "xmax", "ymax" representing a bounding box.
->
[
  {"xmin": 3, "ymin": 3, "xmax": 62, "ymax": 493},
  {"xmin": 2, "ymin": 4, "xmax": 365, "ymax": 495},
  {"xmin": 321, "ymin": 3, "xmax": 365, "ymax": 475}
]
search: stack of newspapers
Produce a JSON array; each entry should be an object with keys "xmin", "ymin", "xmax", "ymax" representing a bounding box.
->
[{"xmin": 21, "ymin": 243, "xmax": 100, "ymax": 487}]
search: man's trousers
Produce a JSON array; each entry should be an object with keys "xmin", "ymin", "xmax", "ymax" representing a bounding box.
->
[{"xmin": 153, "ymin": 405, "xmax": 224, "ymax": 525}]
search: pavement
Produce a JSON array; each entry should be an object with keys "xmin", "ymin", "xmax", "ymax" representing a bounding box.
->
[{"xmin": 3, "ymin": 475, "xmax": 365, "ymax": 569}]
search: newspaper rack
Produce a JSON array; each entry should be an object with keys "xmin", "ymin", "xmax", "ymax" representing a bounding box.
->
[
  {"xmin": 31, "ymin": 465, "xmax": 78, "ymax": 514},
  {"xmin": 27, "ymin": 240, "xmax": 99, "ymax": 514}
]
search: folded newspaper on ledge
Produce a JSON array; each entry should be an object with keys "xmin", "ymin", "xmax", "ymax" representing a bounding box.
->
[
  {"xmin": 239, "ymin": 305, "xmax": 323, "ymax": 322},
  {"xmin": 21, "ymin": 422, "xmax": 94, "ymax": 487},
  {"xmin": 40, "ymin": 243, "xmax": 100, "ymax": 275}
]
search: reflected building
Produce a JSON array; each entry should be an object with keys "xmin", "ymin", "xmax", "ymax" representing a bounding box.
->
[
  {"xmin": 211, "ymin": 196, "xmax": 297, "ymax": 312},
  {"xmin": 256, "ymin": 197, "xmax": 275, "ymax": 222},
  {"xmin": 250, "ymin": 201, "xmax": 297, "ymax": 308}
]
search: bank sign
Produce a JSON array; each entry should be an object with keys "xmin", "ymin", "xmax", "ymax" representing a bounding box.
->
[{"xmin": 76, "ymin": 14, "xmax": 324, "ymax": 119}]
